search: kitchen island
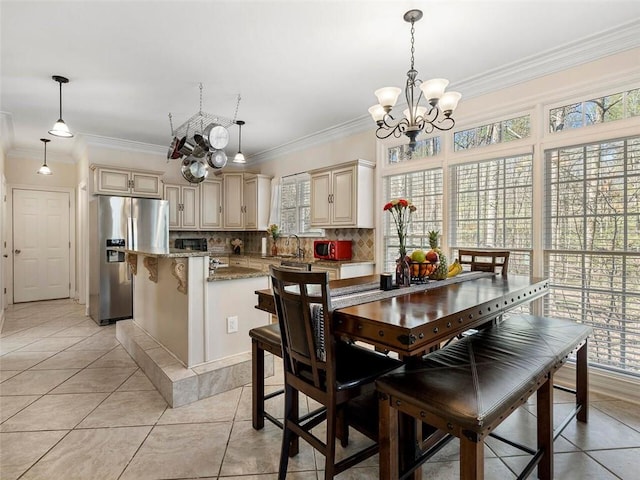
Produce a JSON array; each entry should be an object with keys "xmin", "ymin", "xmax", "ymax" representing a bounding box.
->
[{"xmin": 116, "ymin": 248, "xmax": 270, "ymax": 407}]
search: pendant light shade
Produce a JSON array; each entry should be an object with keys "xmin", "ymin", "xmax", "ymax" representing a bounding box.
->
[
  {"xmin": 48, "ymin": 75, "xmax": 73, "ymax": 138},
  {"xmin": 37, "ymin": 138, "xmax": 53, "ymax": 175},
  {"xmin": 233, "ymin": 120, "xmax": 246, "ymax": 164}
]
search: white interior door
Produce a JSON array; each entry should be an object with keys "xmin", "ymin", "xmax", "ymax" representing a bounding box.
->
[{"xmin": 13, "ymin": 189, "xmax": 70, "ymax": 303}]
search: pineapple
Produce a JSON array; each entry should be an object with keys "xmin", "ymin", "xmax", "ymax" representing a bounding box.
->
[{"xmin": 427, "ymin": 230, "xmax": 448, "ymax": 280}]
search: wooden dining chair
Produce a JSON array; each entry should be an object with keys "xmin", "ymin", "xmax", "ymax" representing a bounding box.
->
[
  {"xmin": 270, "ymin": 266, "xmax": 402, "ymax": 480},
  {"xmin": 458, "ymin": 249, "xmax": 510, "ymax": 275}
]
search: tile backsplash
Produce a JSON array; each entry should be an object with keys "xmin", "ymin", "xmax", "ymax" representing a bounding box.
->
[{"xmin": 170, "ymin": 229, "xmax": 374, "ymax": 261}]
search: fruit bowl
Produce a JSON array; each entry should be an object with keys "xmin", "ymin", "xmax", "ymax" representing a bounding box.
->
[{"xmin": 410, "ymin": 261, "xmax": 439, "ymax": 283}]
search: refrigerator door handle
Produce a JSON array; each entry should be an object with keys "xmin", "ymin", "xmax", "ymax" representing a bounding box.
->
[{"xmin": 128, "ymin": 216, "xmax": 136, "ymax": 250}]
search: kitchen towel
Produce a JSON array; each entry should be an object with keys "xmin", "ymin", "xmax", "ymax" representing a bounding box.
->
[{"xmin": 261, "ymin": 237, "xmax": 267, "ymax": 256}]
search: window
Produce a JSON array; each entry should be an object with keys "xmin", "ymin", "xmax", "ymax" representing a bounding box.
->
[
  {"xmin": 453, "ymin": 115, "xmax": 531, "ymax": 151},
  {"xmin": 279, "ymin": 173, "xmax": 322, "ymax": 235},
  {"xmin": 387, "ymin": 137, "xmax": 441, "ymax": 164},
  {"xmin": 383, "ymin": 168, "xmax": 443, "ymax": 272},
  {"xmin": 545, "ymin": 136, "xmax": 640, "ymax": 375},
  {"xmin": 449, "ymin": 154, "xmax": 534, "ymax": 275},
  {"xmin": 549, "ymin": 88, "xmax": 640, "ymax": 133}
]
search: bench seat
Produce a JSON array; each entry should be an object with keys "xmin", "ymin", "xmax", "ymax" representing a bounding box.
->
[{"xmin": 376, "ymin": 315, "xmax": 592, "ymax": 480}]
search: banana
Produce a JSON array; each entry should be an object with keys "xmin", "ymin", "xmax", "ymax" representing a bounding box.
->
[{"xmin": 447, "ymin": 259, "xmax": 462, "ymax": 278}]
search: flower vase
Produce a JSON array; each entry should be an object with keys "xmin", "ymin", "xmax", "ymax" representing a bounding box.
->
[
  {"xmin": 271, "ymin": 241, "xmax": 278, "ymax": 256},
  {"xmin": 395, "ymin": 255, "xmax": 411, "ymax": 288}
]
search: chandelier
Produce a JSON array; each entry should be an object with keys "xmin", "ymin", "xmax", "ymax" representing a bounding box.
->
[{"xmin": 368, "ymin": 9, "xmax": 461, "ymax": 151}]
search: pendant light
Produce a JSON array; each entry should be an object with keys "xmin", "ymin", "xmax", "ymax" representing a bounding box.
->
[
  {"xmin": 233, "ymin": 120, "xmax": 246, "ymax": 164},
  {"xmin": 37, "ymin": 138, "xmax": 52, "ymax": 175},
  {"xmin": 48, "ymin": 75, "xmax": 74, "ymax": 138}
]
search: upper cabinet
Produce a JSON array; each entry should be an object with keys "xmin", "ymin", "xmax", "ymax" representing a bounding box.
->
[
  {"xmin": 223, "ymin": 173, "xmax": 272, "ymax": 230},
  {"xmin": 309, "ymin": 159, "xmax": 375, "ymax": 228},
  {"xmin": 222, "ymin": 173, "xmax": 244, "ymax": 229},
  {"xmin": 200, "ymin": 179, "xmax": 223, "ymax": 230},
  {"xmin": 91, "ymin": 165, "xmax": 163, "ymax": 198},
  {"xmin": 164, "ymin": 184, "xmax": 199, "ymax": 230},
  {"xmin": 244, "ymin": 174, "xmax": 272, "ymax": 230}
]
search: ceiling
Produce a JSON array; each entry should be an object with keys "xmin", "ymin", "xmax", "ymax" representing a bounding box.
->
[{"xmin": 2, "ymin": 1, "xmax": 640, "ymax": 165}]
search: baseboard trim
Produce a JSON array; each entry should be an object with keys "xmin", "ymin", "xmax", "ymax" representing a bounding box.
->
[{"xmin": 555, "ymin": 363, "xmax": 640, "ymax": 405}]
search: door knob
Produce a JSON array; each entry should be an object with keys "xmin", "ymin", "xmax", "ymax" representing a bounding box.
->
[
  {"xmin": 2, "ymin": 254, "xmax": 7, "ymax": 258},
  {"xmin": 14, "ymin": 249, "xmax": 21, "ymax": 254}
]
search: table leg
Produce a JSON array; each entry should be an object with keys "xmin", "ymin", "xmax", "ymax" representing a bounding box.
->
[{"xmin": 576, "ymin": 340, "xmax": 589, "ymax": 423}]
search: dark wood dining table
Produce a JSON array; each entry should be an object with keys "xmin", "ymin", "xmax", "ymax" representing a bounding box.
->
[
  {"xmin": 256, "ymin": 273, "xmax": 549, "ymax": 359},
  {"xmin": 255, "ymin": 272, "xmax": 550, "ymax": 479}
]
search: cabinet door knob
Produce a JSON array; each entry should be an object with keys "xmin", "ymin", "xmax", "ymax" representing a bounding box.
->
[{"xmin": 14, "ymin": 249, "xmax": 21, "ymax": 254}]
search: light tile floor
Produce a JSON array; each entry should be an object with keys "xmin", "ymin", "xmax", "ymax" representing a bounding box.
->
[{"xmin": 1, "ymin": 299, "xmax": 639, "ymax": 479}]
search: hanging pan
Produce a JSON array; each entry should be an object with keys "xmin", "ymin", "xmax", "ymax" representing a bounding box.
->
[
  {"xmin": 167, "ymin": 136, "xmax": 183, "ymax": 160},
  {"xmin": 181, "ymin": 157, "xmax": 209, "ymax": 184},
  {"xmin": 206, "ymin": 149, "xmax": 228, "ymax": 169}
]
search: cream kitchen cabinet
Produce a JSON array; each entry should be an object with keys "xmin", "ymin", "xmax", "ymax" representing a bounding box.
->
[
  {"xmin": 309, "ymin": 159, "xmax": 374, "ymax": 228},
  {"xmin": 199, "ymin": 179, "xmax": 223, "ymax": 230},
  {"xmin": 222, "ymin": 173, "xmax": 272, "ymax": 230},
  {"xmin": 91, "ymin": 165, "xmax": 163, "ymax": 197},
  {"xmin": 243, "ymin": 174, "xmax": 272, "ymax": 230},
  {"xmin": 164, "ymin": 184, "xmax": 199, "ymax": 230},
  {"xmin": 222, "ymin": 173, "xmax": 244, "ymax": 229}
]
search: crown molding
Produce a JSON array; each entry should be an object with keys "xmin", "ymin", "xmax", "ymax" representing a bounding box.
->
[
  {"xmin": 82, "ymin": 133, "xmax": 166, "ymax": 156},
  {"xmin": 249, "ymin": 114, "xmax": 371, "ymax": 164},
  {"xmin": 251, "ymin": 20, "xmax": 640, "ymax": 165},
  {"xmin": 7, "ymin": 146, "xmax": 75, "ymax": 164},
  {"xmin": 453, "ymin": 19, "xmax": 640, "ymax": 99}
]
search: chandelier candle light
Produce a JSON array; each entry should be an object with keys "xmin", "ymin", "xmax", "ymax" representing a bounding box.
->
[
  {"xmin": 369, "ymin": 9, "xmax": 461, "ymax": 151},
  {"xmin": 384, "ymin": 198, "xmax": 416, "ymax": 287}
]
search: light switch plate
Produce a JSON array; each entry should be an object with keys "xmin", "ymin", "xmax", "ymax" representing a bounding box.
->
[{"xmin": 227, "ymin": 316, "xmax": 238, "ymax": 333}]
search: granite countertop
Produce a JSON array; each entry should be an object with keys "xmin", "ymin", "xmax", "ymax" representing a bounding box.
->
[
  {"xmin": 207, "ymin": 266, "xmax": 269, "ymax": 282},
  {"xmin": 239, "ymin": 253, "xmax": 374, "ymax": 267},
  {"xmin": 123, "ymin": 248, "xmax": 211, "ymax": 258}
]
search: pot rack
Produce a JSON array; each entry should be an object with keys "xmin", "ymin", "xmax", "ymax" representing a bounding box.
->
[{"xmin": 168, "ymin": 84, "xmax": 240, "ymax": 141}]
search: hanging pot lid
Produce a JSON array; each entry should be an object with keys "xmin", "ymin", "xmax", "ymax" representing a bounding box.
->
[
  {"xmin": 208, "ymin": 125, "xmax": 230, "ymax": 149},
  {"xmin": 206, "ymin": 149, "xmax": 228, "ymax": 169}
]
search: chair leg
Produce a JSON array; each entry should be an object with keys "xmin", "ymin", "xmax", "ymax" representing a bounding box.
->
[
  {"xmin": 289, "ymin": 388, "xmax": 299, "ymax": 457},
  {"xmin": 537, "ymin": 375, "xmax": 554, "ymax": 480},
  {"xmin": 337, "ymin": 407, "xmax": 349, "ymax": 448},
  {"xmin": 252, "ymin": 340, "xmax": 265, "ymax": 430},
  {"xmin": 324, "ymin": 403, "xmax": 337, "ymax": 479},
  {"xmin": 278, "ymin": 384, "xmax": 296, "ymax": 480}
]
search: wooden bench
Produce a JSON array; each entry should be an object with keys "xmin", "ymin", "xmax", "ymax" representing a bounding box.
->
[{"xmin": 376, "ymin": 315, "xmax": 592, "ymax": 480}]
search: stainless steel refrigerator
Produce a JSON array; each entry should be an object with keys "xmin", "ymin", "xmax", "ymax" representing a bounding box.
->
[{"xmin": 89, "ymin": 196, "xmax": 169, "ymax": 325}]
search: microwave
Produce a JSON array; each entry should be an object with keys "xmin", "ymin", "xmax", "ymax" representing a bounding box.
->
[{"xmin": 313, "ymin": 240, "xmax": 352, "ymax": 261}]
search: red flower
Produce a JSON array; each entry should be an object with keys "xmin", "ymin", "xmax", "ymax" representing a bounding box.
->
[
  {"xmin": 383, "ymin": 202, "xmax": 393, "ymax": 211},
  {"xmin": 398, "ymin": 199, "xmax": 408, "ymax": 207}
]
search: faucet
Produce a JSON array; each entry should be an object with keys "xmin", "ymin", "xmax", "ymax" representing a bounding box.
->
[{"xmin": 286, "ymin": 234, "xmax": 304, "ymax": 259}]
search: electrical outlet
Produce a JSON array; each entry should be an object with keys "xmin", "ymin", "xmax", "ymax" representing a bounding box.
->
[{"xmin": 227, "ymin": 315, "xmax": 238, "ymax": 334}]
